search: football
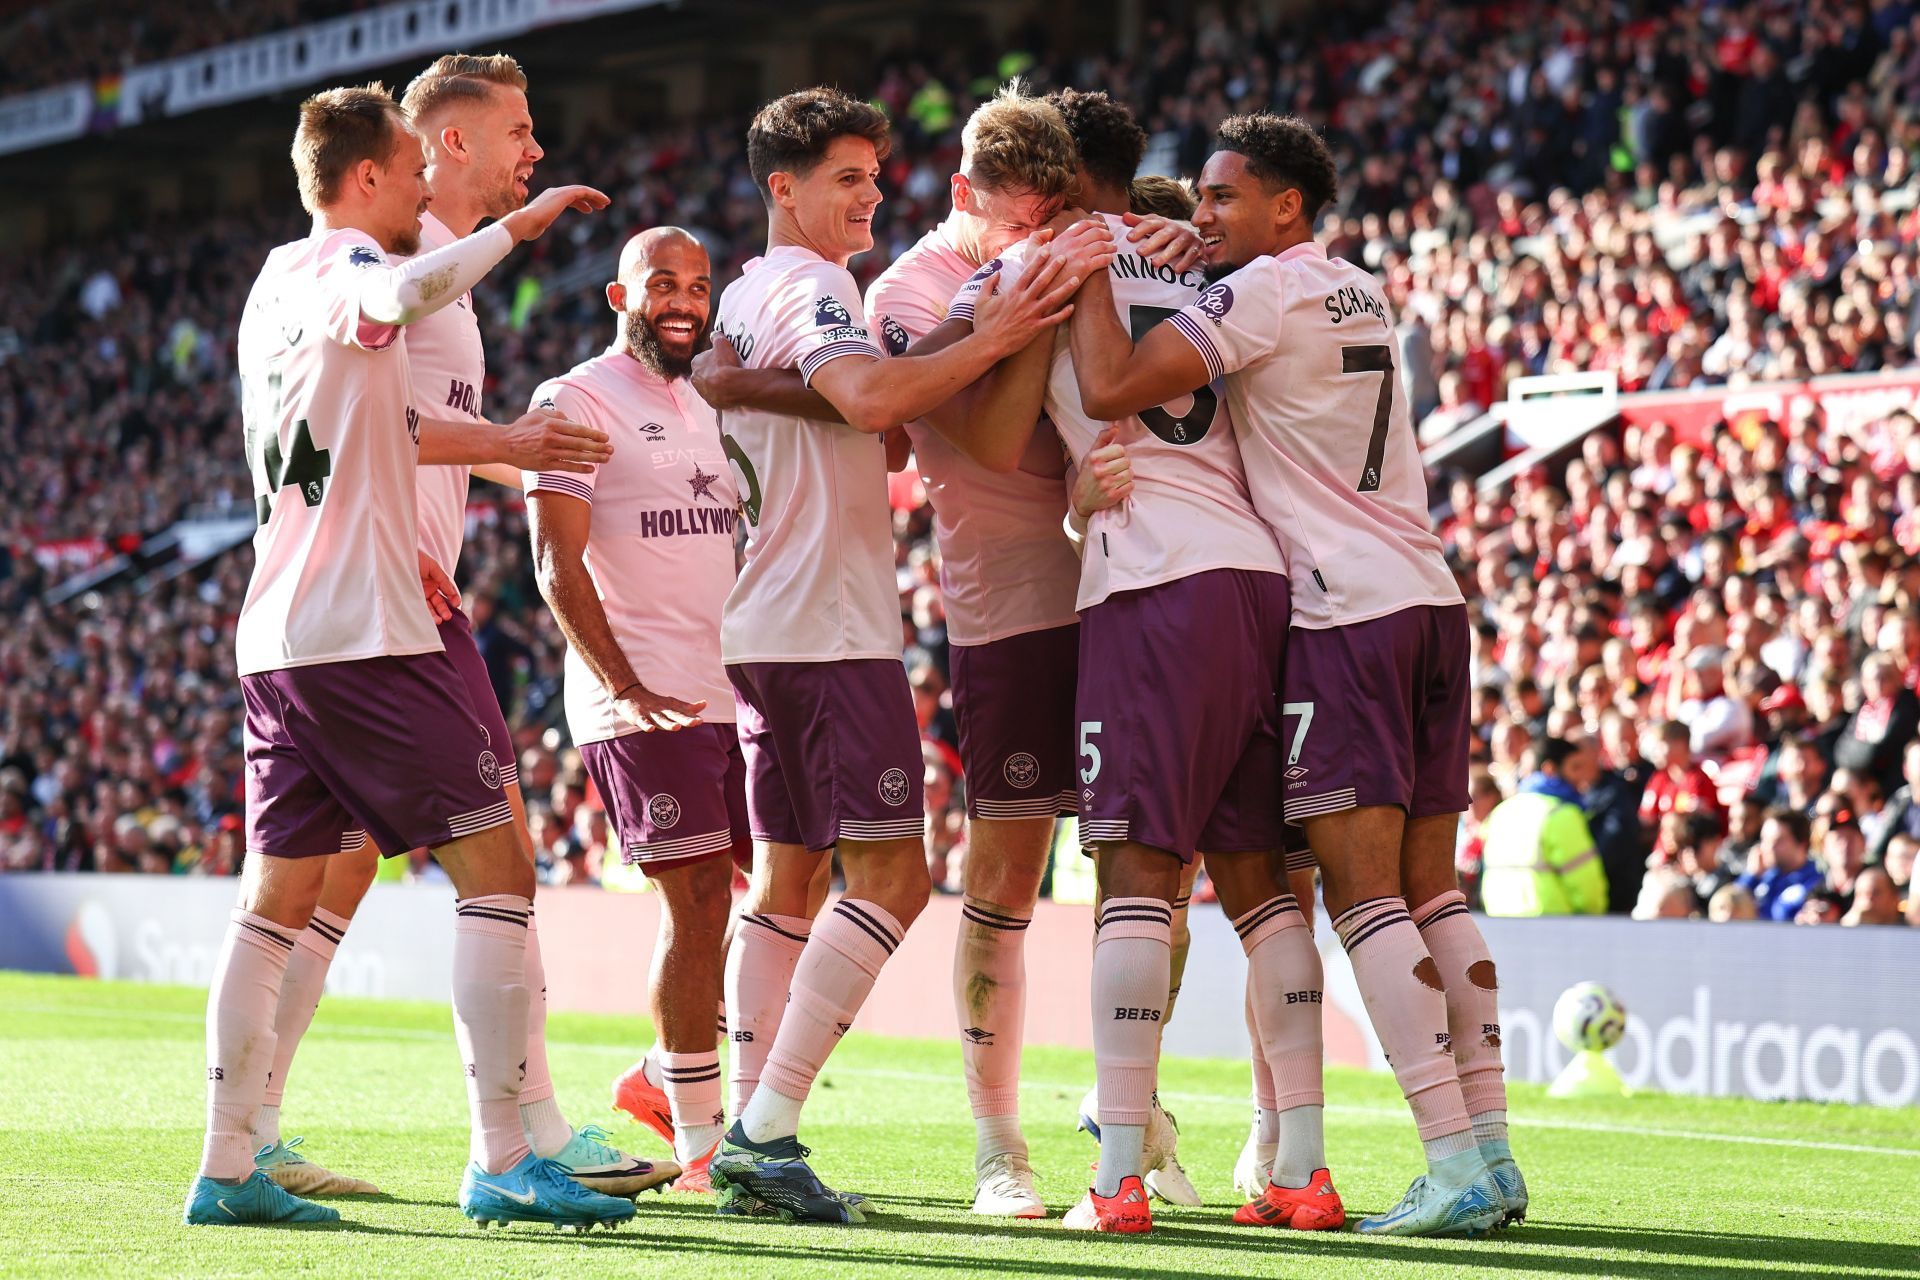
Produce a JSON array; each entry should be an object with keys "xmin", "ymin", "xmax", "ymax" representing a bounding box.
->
[{"xmin": 1553, "ymin": 981, "xmax": 1628, "ymax": 1053}]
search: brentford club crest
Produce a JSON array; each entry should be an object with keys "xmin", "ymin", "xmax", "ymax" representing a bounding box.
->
[
  {"xmin": 1003, "ymin": 752, "xmax": 1039, "ymax": 789},
  {"xmin": 878, "ymin": 767, "xmax": 910, "ymax": 807},
  {"xmin": 648, "ymin": 793, "xmax": 682, "ymax": 829},
  {"xmin": 477, "ymin": 751, "xmax": 502, "ymax": 790}
]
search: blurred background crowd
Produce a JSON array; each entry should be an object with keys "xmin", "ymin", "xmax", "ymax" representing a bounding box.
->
[{"xmin": 1, "ymin": 0, "xmax": 1918, "ymax": 927}]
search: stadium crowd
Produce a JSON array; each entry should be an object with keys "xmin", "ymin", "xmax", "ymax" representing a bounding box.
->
[{"xmin": 1, "ymin": 0, "xmax": 1919, "ymax": 927}]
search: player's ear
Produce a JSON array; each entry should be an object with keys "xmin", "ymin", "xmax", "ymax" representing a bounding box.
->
[
  {"xmin": 1276, "ymin": 185, "xmax": 1303, "ymax": 228},
  {"xmin": 606, "ymin": 281, "xmax": 626, "ymax": 314},
  {"xmin": 951, "ymin": 172, "xmax": 972, "ymax": 213},
  {"xmin": 767, "ymin": 171, "xmax": 797, "ymax": 211},
  {"xmin": 353, "ymin": 157, "xmax": 380, "ymax": 198},
  {"xmin": 438, "ymin": 123, "xmax": 464, "ymax": 161}
]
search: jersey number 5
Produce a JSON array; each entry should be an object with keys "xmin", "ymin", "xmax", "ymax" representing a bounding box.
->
[
  {"xmin": 1128, "ymin": 306, "xmax": 1219, "ymax": 445},
  {"xmin": 1341, "ymin": 344, "xmax": 1395, "ymax": 493}
]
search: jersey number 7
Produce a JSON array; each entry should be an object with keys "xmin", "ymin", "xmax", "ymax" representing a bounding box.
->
[{"xmin": 1341, "ymin": 344, "xmax": 1395, "ymax": 493}]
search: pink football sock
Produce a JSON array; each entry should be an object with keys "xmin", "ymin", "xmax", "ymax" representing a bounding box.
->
[
  {"xmin": 1245, "ymin": 980, "xmax": 1278, "ymax": 1111},
  {"xmin": 1091, "ymin": 897, "xmax": 1172, "ymax": 1129},
  {"xmin": 725, "ymin": 912, "xmax": 810, "ymax": 1117},
  {"xmin": 200, "ymin": 909, "xmax": 296, "ymax": 1181},
  {"xmin": 452, "ymin": 894, "xmax": 533, "ymax": 1173},
  {"xmin": 1413, "ymin": 889, "xmax": 1509, "ymax": 1120},
  {"xmin": 954, "ymin": 897, "xmax": 1031, "ymax": 1120},
  {"xmin": 1331, "ymin": 896, "xmax": 1471, "ymax": 1141},
  {"xmin": 757, "ymin": 900, "xmax": 902, "ymax": 1107},
  {"xmin": 1237, "ymin": 895, "xmax": 1326, "ymax": 1111},
  {"xmin": 661, "ymin": 1050, "xmax": 727, "ymax": 1163},
  {"xmin": 260, "ymin": 906, "xmax": 346, "ymax": 1114},
  {"xmin": 516, "ymin": 911, "xmax": 574, "ymax": 1156}
]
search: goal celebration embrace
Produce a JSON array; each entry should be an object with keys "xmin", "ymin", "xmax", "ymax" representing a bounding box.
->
[
  {"xmin": 10, "ymin": 3, "xmax": 1920, "ymax": 1276},
  {"xmin": 190, "ymin": 59, "xmax": 1515, "ymax": 1243}
]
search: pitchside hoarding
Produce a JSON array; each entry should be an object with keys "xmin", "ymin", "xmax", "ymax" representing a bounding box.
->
[{"xmin": 2, "ymin": 875, "xmax": 1914, "ymax": 1107}]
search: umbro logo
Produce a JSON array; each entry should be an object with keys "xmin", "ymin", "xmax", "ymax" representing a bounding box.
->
[
  {"xmin": 962, "ymin": 1026, "xmax": 995, "ymax": 1045},
  {"xmin": 835, "ymin": 1021, "xmax": 853, "ymax": 1037},
  {"xmin": 1286, "ymin": 766, "xmax": 1309, "ymax": 781}
]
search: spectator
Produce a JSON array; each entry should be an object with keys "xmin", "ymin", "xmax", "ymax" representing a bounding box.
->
[
  {"xmin": 1707, "ymin": 882, "xmax": 1759, "ymax": 922},
  {"xmin": 1633, "ymin": 869, "xmax": 1701, "ymax": 920},
  {"xmin": 1842, "ymin": 867, "xmax": 1906, "ymax": 925},
  {"xmin": 1832, "ymin": 653, "xmax": 1920, "ymax": 795},
  {"xmin": 1867, "ymin": 737, "xmax": 1920, "ymax": 864},
  {"xmin": 1480, "ymin": 736, "xmax": 1609, "ymax": 917},
  {"xmin": 1885, "ymin": 833, "xmax": 1917, "ymax": 897},
  {"xmin": 1741, "ymin": 809, "xmax": 1827, "ymax": 922},
  {"xmin": 1794, "ymin": 888, "xmax": 1847, "ymax": 925},
  {"xmin": 1639, "ymin": 720, "xmax": 1725, "ymax": 861},
  {"xmin": 1588, "ymin": 709, "xmax": 1653, "ymax": 914},
  {"xmin": 1676, "ymin": 646, "xmax": 1755, "ymax": 760}
]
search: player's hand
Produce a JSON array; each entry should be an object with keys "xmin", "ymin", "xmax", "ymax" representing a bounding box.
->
[
  {"xmin": 1073, "ymin": 426, "xmax": 1134, "ymax": 516},
  {"xmin": 1122, "ymin": 212, "xmax": 1204, "ymax": 275},
  {"xmin": 1051, "ymin": 217, "xmax": 1120, "ymax": 281},
  {"xmin": 614, "ymin": 684, "xmax": 708, "ymax": 732},
  {"xmin": 499, "ymin": 407, "xmax": 612, "ymax": 474},
  {"xmin": 972, "ymin": 253, "xmax": 1080, "ymax": 357},
  {"xmin": 501, "ymin": 184, "xmax": 611, "ymax": 243},
  {"xmin": 419, "ymin": 551, "xmax": 460, "ymax": 623},
  {"xmin": 691, "ymin": 332, "xmax": 744, "ymax": 409}
]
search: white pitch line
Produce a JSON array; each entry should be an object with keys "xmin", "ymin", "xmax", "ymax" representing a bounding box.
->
[{"xmin": 12, "ymin": 1002, "xmax": 1919, "ymax": 1159}]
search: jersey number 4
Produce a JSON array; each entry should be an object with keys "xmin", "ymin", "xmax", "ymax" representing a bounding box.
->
[
  {"xmin": 1128, "ymin": 306, "xmax": 1219, "ymax": 445},
  {"xmin": 1341, "ymin": 344, "xmax": 1394, "ymax": 493},
  {"xmin": 244, "ymin": 370, "xmax": 331, "ymax": 524}
]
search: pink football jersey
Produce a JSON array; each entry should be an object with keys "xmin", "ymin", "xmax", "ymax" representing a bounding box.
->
[
  {"xmin": 402, "ymin": 210, "xmax": 486, "ymax": 577},
  {"xmin": 527, "ymin": 344, "xmax": 738, "ymax": 743},
  {"xmin": 866, "ymin": 222, "xmax": 1081, "ymax": 645},
  {"xmin": 950, "ymin": 214, "xmax": 1285, "ymax": 611},
  {"xmin": 234, "ymin": 227, "xmax": 439, "ymax": 675},
  {"xmin": 711, "ymin": 246, "xmax": 899, "ymax": 663},
  {"xmin": 1169, "ymin": 242, "xmax": 1463, "ymax": 628}
]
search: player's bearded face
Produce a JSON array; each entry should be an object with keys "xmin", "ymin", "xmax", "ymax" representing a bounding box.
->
[
  {"xmin": 474, "ymin": 89, "xmax": 542, "ymax": 220},
  {"xmin": 622, "ymin": 261, "xmax": 713, "ymax": 379}
]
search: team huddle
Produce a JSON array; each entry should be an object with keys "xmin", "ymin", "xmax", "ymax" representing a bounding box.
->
[{"xmin": 184, "ymin": 52, "xmax": 1524, "ymax": 1243}]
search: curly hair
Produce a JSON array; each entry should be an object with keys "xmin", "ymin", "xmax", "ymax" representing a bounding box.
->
[
  {"xmin": 1214, "ymin": 113, "xmax": 1339, "ymax": 220},
  {"xmin": 1127, "ymin": 174, "xmax": 1197, "ymax": 220},
  {"xmin": 961, "ymin": 82, "xmax": 1076, "ymax": 201},
  {"xmin": 1046, "ymin": 88, "xmax": 1146, "ymax": 192},
  {"xmin": 747, "ymin": 87, "xmax": 891, "ymax": 207},
  {"xmin": 291, "ymin": 83, "xmax": 407, "ymax": 214}
]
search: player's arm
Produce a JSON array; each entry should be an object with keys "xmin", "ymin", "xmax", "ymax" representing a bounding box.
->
[
  {"xmin": 807, "ymin": 255, "xmax": 1079, "ymax": 433},
  {"xmin": 527, "ymin": 490, "xmax": 706, "ymax": 733},
  {"xmin": 1068, "ymin": 241, "xmax": 1215, "ymax": 420},
  {"xmin": 471, "ymin": 464, "xmax": 525, "ymax": 490},
  {"xmin": 691, "ymin": 332, "xmax": 847, "ymax": 423},
  {"xmin": 415, "ymin": 406, "xmax": 612, "ymax": 473},
  {"xmin": 883, "ymin": 426, "xmax": 912, "ymax": 472},
  {"xmin": 1073, "ymin": 426, "xmax": 1134, "ymax": 515},
  {"xmin": 355, "ymin": 186, "xmax": 608, "ymax": 329}
]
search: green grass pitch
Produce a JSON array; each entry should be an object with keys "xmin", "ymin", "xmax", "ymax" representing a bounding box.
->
[{"xmin": 2, "ymin": 971, "xmax": 1915, "ymax": 1278}]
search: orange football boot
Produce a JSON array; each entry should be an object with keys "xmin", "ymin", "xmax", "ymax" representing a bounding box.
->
[
  {"xmin": 1231, "ymin": 1168, "xmax": 1346, "ymax": 1231},
  {"xmin": 609, "ymin": 1059, "xmax": 675, "ymax": 1146},
  {"xmin": 1062, "ymin": 1176, "xmax": 1154, "ymax": 1234},
  {"xmin": 671, "ymin": 1139, "xmax": 721, "ymax": 1193}
]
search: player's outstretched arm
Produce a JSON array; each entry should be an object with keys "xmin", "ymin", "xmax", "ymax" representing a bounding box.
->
[
  {"xmin": 417, "ymin": 407, "xmax": 613, "ymax": 473},
  {"xmin": 355, "ymin": 185, "xmax": 608, "ymax": 329},
  {"xmin": 809, "ymin": 254, "xmax": 1080, "ymax": 433},
  {"xmin": 528, "ymin": 490, "xmax": 705, "ymax": 733},
  {"xmin": 1067, "ymin": 227, "xmax": 1214, "ymax": 420},
  {"xmin": 690, "ymin": 332, "xmax": 846, "ymax": 423}
]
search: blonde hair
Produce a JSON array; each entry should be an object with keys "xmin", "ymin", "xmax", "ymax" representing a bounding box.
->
[
  {"xmin": 291, "ymin": 82, "xmax": 407, "ymax": 214},
  {"xmin": 960, "ymin": 81, "xmax": 1076, "ymax": 200},
  {"xmin": 400, "ymin": 52, "xmax": 528, "ymax": 123},
  {"xmin": 1127, "ymin": 174, "xmax": 1197, "ymax": 220}
]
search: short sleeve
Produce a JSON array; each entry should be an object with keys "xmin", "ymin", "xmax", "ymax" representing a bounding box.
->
[
  {"xmin": 779, "ymin": 263, "xmax": 882, "ymax": 385},
  {"xmin": 1167, "ymin": 259, "xmax": 1278, "ymax": 381},
  {"xmin": 865, "ymin": 279, "xmax": 944, "ymax": 353},
  {"xmin": 945, "ymin": 243, "xmax": 1030, "ymax": 324},
  {"xmin": 313, "ymin": 230, "xmax": 399, "ymax": 352},
  {"xmin": 523, "ymin": 382, "xmax": 596, "ymax": 504}
]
